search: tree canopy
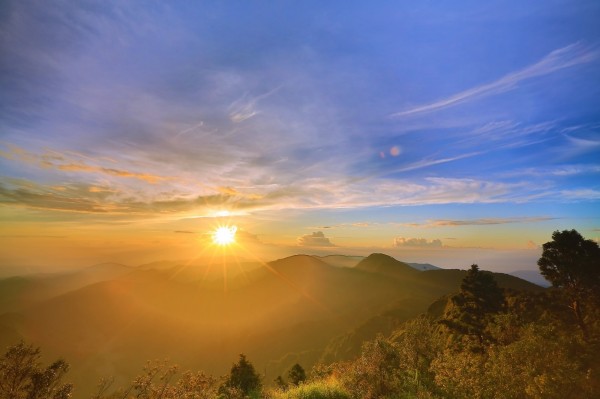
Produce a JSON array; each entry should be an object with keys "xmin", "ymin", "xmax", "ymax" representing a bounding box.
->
[
  {"xmin": 287, "ymin": 364, "xmax": 306, "ymax": 386},
  {"xmin": 538, "ymin": 229, "xmax": 600, "ymax": 335},
  {"xmin": 220, "ymin": 354, "xmax": 262, "ymax": 397},
  {"xmin": 538, "ymin": 229, "xmax": 600, "ymax": 292},
  {"xmin": 0, "ymin": 342, "xmax": 72, "ymax": 399},
  {"xmin": 442, "ymin": 264, "xmax": 505, "ymax": 345}
]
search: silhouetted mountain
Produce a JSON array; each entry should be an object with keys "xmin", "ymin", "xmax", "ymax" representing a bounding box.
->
[
  {"xmin": 317, "ymin": 255, "xmax": 364, "ymax": 268},
  {"xmin": 321, "ymin": 266, "xmax": 543, "ymax": 363},
  {"xmin": 355, "ymin": 253, "xmax": 418, "ymax": 278},
  {"xmin": 137, "ymin": 259, "xmax": 263, "ymax": 282},
  {"xmin": 0, "ymin": 262, "xmax": 132, "ymax": 314}
]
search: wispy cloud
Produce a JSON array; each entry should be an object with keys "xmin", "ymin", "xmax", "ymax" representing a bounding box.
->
[
  {"xmin": 564, "ymin": 134, "xmax": 600, "ymax": 152},
  {"xmin": 559, "ymin": 189, "xmax": 600, "ymax": 201},
  {"xmin": 0, "ymin": 179, "xmax": 271, "ymax": 216},
  {"xmin": 386, "ymin": 152, "xmax": 483, "ymax": 174},
  {"xmin": 1, "ymin": 144, "xmax": 167, "ymax": 184},
  {"xmin": 57, "ymin": 164, "xmax": 165, "ymax": 184},
  {"xmin": 419, "ymin": 216, "xmax": 556, "ymax": 227},
  {"xmin": 392, "ymin": 43, "xmax": 598, "ymax": 117},
  {"xmin": 0, "ymin": 182, "xmax": 113, "ymax": 213},
  {"xmin": 393, "ymin": 237, "xmax": 442, "ymax": 248},
  {"xmin": 501, "ymin": 164, "xmax": 600, "ymax": 178},
  {"xmin": 307, "ymin": 222, "xmax": 380, "ymax": 230},
  {"xmin": 463, "ymin": 120, "xmax": 558, "ymax": 148},
  {"xmin": 228, "ymin": 86, "xmax": 282, "ymax": 123},
  {"xmin": 351, "ymin": 151, "xmax": 483, "ymax": 183},
  {"xmin": 0, "ymin": 2, "xmax": 597, "ymax": 227}
]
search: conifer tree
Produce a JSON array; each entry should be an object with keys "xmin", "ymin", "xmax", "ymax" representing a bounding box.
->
[
  {"xmin": 220, "ymin": 354, "xmax": 261, "ymax": 397},
  {"xmin": 442, "ymin": 264, "xmax": 505, "ymax": 345},
  {"xmin": 287, "ymin": 363, "xmax": 306, "ymax": 386}
]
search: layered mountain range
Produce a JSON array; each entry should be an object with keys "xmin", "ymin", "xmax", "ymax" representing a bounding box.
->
[{"xmin": 0, "ymin": 253, "xmax": 542, "ymax": 397}]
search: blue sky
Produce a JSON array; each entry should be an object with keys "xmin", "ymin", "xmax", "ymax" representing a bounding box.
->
[{"xmin": 0, "ymin": 0, "xmax": 599, "ymax": 270}]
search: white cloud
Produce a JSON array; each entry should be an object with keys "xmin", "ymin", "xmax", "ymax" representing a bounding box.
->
[
  {"xmin": 393, "ymin": 237, "xmax": 442, "ymax": 248},
  {"xmin": 228, "ymin": 86, "xmax": 282, "ymax": 123},
  {"xmin": 297, "ymin": 231, "xmax": 335, "ymax": 247},
  {"xmin": 559, "ymin": 189, "xmax": 600, "ymax": 200},
  {"xmin": 501, "ymin": 164, "xmax": 600, "ymax": 178},
  {"xmin": 392, "ymin": 43, "xmax": 598, "ymax": 117}
]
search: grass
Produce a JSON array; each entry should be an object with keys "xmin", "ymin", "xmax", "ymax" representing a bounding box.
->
[{"xmin": 270, "ymin": 380, "xmax": 351, "ymax": 399}]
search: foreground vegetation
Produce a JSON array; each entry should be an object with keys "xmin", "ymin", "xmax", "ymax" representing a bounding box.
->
[{"xmin": 1, "ymin": 230, "xmax": 598, "ymax": 398}]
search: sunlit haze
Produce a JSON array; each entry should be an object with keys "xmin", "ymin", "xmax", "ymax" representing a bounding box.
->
[{"xmin": 1, "ymin": 3, "xmax": 599, "ymax": 397}]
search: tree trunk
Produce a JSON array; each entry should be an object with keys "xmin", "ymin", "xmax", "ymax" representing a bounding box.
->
[{"xmin": 572, "ymin": 298, "xmax": 588, "ymax": 340}]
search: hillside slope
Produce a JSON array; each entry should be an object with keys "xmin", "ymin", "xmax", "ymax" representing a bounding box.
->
[{"xmin": 0, "ymin": 254, "xmax": 543, "ymax": 396}]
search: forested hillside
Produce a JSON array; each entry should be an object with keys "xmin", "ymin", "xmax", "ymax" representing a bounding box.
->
[{"xmin": 0, "ymin": 230, "xmax": 597, "ymax": 398}]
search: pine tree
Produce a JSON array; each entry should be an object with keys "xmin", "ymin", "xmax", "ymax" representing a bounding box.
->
[
  {"xmin": 220, "ymin": 354, "xmax": 261, "ymax": 397},
  {"xmin": 287, "ymin": 364, "xmax": 306, "ymax": 386},
  {"xmin": 442, "ymin": 264, "xmax": 505, "ymax": 346}
]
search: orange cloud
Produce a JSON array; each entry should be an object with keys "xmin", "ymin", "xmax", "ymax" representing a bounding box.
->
[
  {"xmin": 57, "ymin": 164, "xmax": 164, "ymax": 183},
  {"xmin": 1, "ymin": 144, "xmax": 167, "ymax": 184},
  {"xmin": 216, "ymin": 186, "xmax": 263, "ymax": 200}
]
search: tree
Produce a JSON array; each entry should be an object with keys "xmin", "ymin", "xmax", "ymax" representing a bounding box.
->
[
  {"xmin": 274, "ymin": 375, "xmax": 287, "ymax": 391},
  {"xmin": 538, "ymin": 229, "xmax": 600, "ymax": 336},
  {"xmin": 220, "ymin": 354, "xmax": 261, "ymax": 397},
  {"xmin": 441, "ymin": 264, "xmax": 505, "ymax": 346},
  {"xmin": 0, "ymin": 342, "xmax": 73, "ymax": 399},
  {"xmin": 93, "ymin": 361, "xmax": 218, "ymax": 399},
  {"xmin": 287, "ymin": 364, "xmax": 306, "ymax": 386},
  {"xmin": 391, "ymin": 316, "xmax": 442, "ymax": 395},
  {"xmin": 342, "ymin": 337, "xmax": 403, "ymax": 399}
]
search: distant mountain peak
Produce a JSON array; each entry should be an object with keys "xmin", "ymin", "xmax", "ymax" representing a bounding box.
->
[
  {"xmin": 355, "ymin": 253, "xmax": 418, "ymax": 278},
  {"xmin": 363, "ymin": 253, "xmax": 397, "ymax": 261}
]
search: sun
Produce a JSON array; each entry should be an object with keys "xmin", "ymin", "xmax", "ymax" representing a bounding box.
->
[{"xmin": 212, "ymin": 225, "xmax": 237, "ymax": 246}]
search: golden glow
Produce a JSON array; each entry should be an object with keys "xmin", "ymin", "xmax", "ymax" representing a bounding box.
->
[{"xmin": 212, "ymin": 225, "xmax": 237, "ymax": 246}]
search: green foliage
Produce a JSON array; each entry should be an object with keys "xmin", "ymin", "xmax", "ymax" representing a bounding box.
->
[
  {"xmin": 391, "ymin": 316, "xmax": 443, "ymax": 395},
  {"xmin": 219, "ymin": 354, "xmax": 262, "ymax": 398},
  {"xmin": 287, "ymin": 364, "xmax": 306, "ymax": 386},
  {"xmin": 274, "ymin": 376, "xmax": 288, "ymax": 391},
  {"xmin": 0, "ymin": 341, "xmax": 73, "ymax": 399},
  {"xmin": 3, "ymin": 232, "xmax": 600, "ymax": 399},
  {"xmin": 441, "ymin": 264, "xmax": 505, "ymax": 346},
  {"xmin": 538, "ymin": 229, "xmax": 600, "ymax": 336},
  {"xmin": 538, "ymin": 229, "xmax": 600, "ymax": 291},
  {"xmin": 269, "ymin": 380, "xmax": 350, "ymax": 399},
  {"xmin": 486, "ymin": 323, "xmax": 584, "ymax": 399},
  {"xmin": 341, "ymin": 336, "xmax": 403, "ymax": 399},
  {"xmin": 431, "ymin": 347, "xmax": 487, "ymax": 398},
  {"xmin": 92, "ymin": 360, "xmax": 218, "ymax": 399}
]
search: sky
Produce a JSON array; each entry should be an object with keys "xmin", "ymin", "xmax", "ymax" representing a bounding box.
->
[{"xmin": 1, "ymin": 0, "xmax": 599, "ymax": 273}]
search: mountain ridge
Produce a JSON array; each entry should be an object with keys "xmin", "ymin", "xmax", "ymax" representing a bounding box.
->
[{"xmin": 0, "ymin": 252, "xmax": 543, "ymax": 396}]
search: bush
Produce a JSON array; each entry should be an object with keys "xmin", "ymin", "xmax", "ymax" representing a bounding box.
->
[{"xmin": 270, "ymin": 380, "xmax": 350, "ymax": 399}]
